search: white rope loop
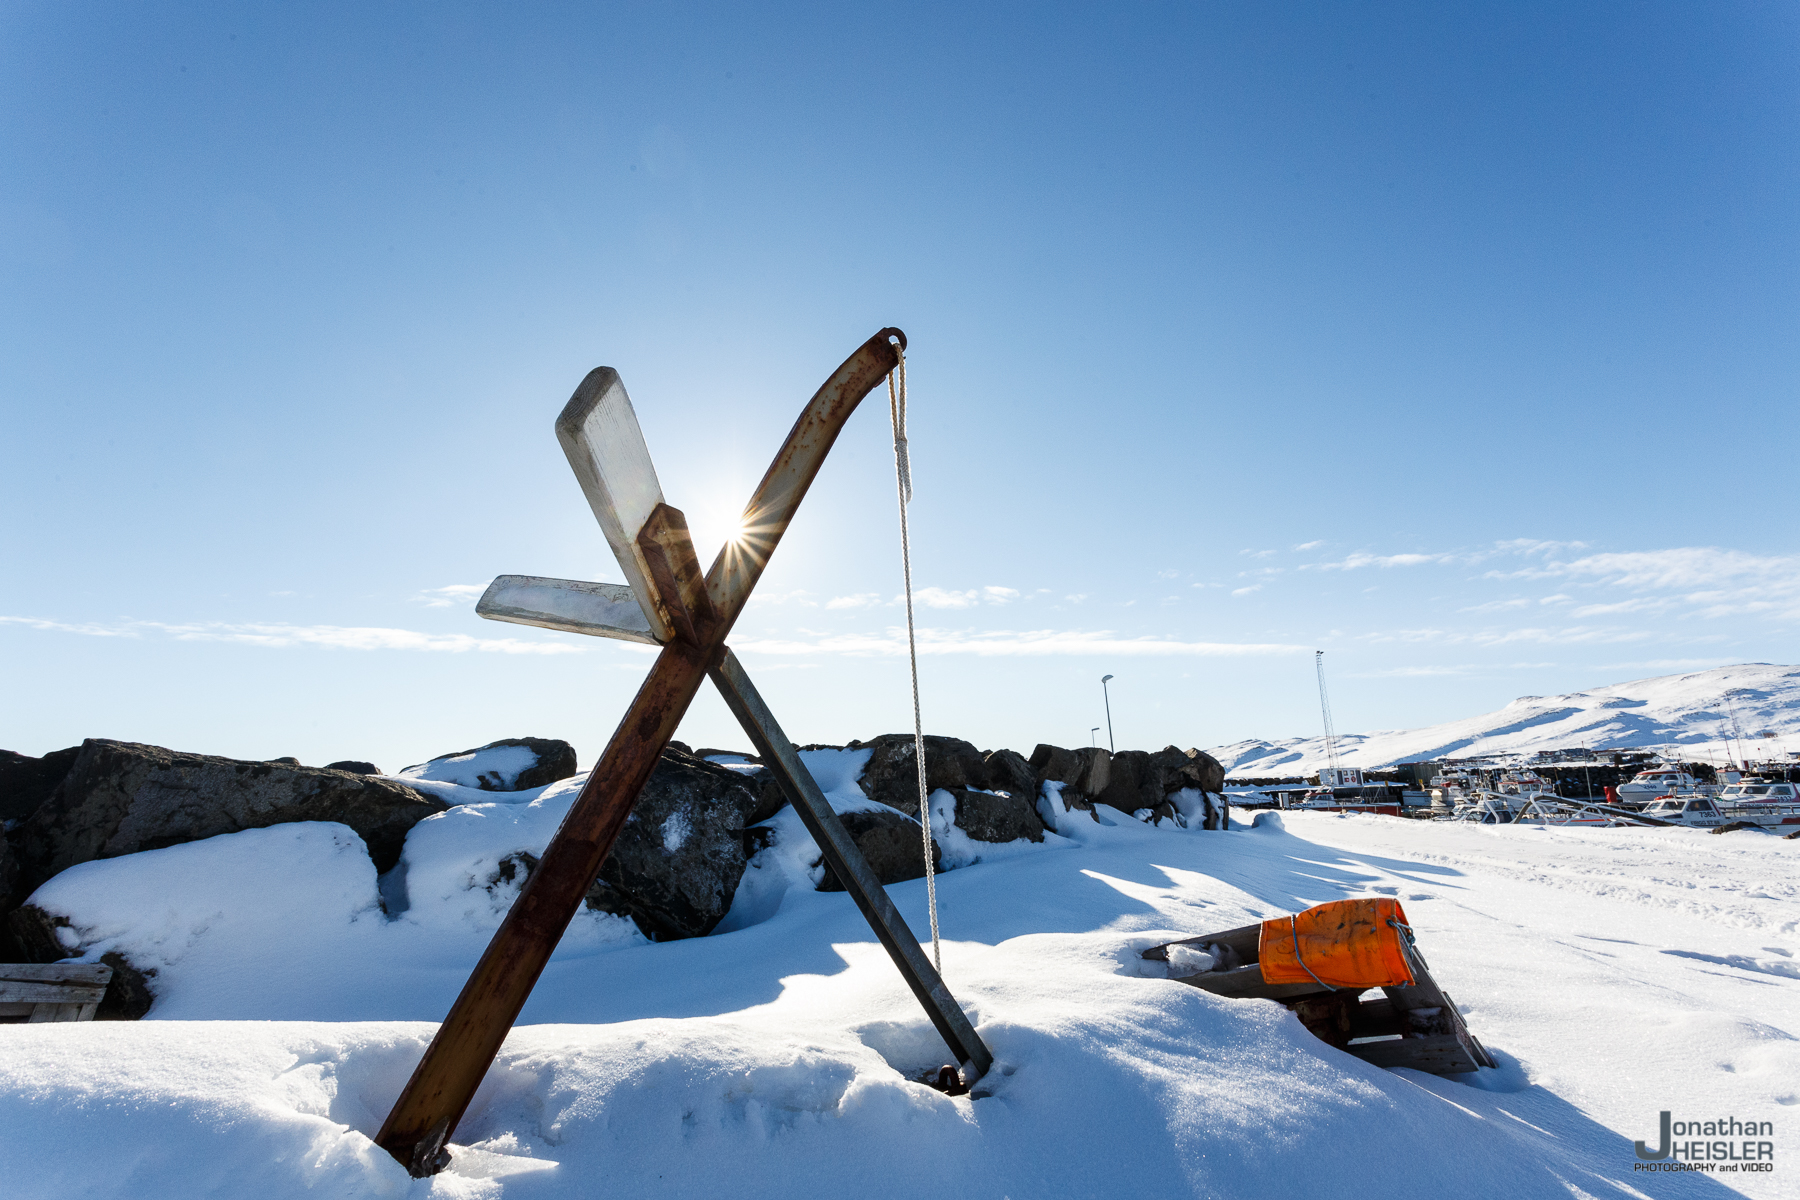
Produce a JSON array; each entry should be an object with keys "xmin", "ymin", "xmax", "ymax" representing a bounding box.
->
[{"xmin": 887, "ymin": 341, "xmax": 940, "ymax": 972}]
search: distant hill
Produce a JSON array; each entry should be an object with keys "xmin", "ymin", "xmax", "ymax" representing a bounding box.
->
[{"xmin": 1207, "ymin": 663, "xmax": 1800, "ymax": 777}]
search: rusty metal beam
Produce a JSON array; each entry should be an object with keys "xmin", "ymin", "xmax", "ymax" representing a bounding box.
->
[
  {"xmin": 375, "ymin": 328, "xmax": 905, "ymax": 1176},
  {"xmin": 708, "ymin": 648, "xmax": 992, "ymax": 1085}
]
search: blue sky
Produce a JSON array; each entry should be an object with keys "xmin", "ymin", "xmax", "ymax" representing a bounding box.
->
[{"xmin": 3, "ymin": 2, "xmax": 1796, "ymax": 770}]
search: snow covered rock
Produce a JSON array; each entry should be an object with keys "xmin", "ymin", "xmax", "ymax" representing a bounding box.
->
[
  {"xmin": 582, "ymin": 747, "xmax": 760, "ymax": 940},
  {"xmin": 396, "ymin": 737, "xmax": 576, "ymax": 792},
  {"xmin": 855, "ymin": 734, "xmax": 987, "ymax": 816},
  {"xmin": 11, "ymin": 739, "xmax": 446, "ymax": 891},
  {"xmin": 815, "ymin": 808, "xmax": 940, "ymax": 890},
  {"xmin": 946, "ymin": 786, "xmax": 1044, "ymax": 843}
]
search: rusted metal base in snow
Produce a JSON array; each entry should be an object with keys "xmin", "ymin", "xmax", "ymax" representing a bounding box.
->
[{"xmin": 1143, "ymin": 920, "xmax": 1496, "ymax": 1076}]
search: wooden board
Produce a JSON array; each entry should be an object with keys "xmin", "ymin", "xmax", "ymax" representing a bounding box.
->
[
  {"xmin": 1345, "ymin": 1034, "xmax": 1484, "ymax": 1075},
  {"xmin": 0, "ymin": 964, "xmax": 113, "ymax": 1025}
]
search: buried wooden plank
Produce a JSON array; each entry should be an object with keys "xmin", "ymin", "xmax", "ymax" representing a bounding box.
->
[
  {"xmin": 1, "ymin": 964, "xmax": 113, "ymax": 986},
  {"xmin": 0, "ymin": 981, "xmax": 109, "ymax": 1005},
  {"xmin": 27, "ymin": 1003, "xmax": 87, "ymax": 1023},
  {"xmin": 1167, "ymin": 963, "xmax": 1333, "ymax": 1003},
  {"xmin": 1344, "ymin": 1033, "xmax": 1484, "ymax": 1075}
]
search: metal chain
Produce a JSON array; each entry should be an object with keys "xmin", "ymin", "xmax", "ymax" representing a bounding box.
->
[{"xmin": 888, "ymin": 342, "xmax": 940, "ymax": 972}]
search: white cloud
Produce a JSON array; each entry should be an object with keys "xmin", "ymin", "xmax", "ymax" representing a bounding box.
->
[
  {"xmin": 732, "ymin": 627, "xmax": 1307, "ymax": 658},
  {"xmin": 1240, "ymin": 549, "xmax": 1278, "ymax": 559},
  {"xmin": 1293, "ymin": 540, "xmax": 1324, "ymax": 551},
  {"xmin": 825, "ymin": 593, "xmax": 881, "ymax": 610},
  {"xmin": 1458, "ymin": 598, "xmax": 1530, "ymax": 613},
  {"xmin": 911, "ymin": 587, "xmax": 980, "ymax": 609},
  {"xmin": 414, "ymin": 584, "xmax": 486, "ymax": 609},
  {"xmin": 0, "ymin": 614, "xmax": 585, "ymax": 655},
  {"xmin": 1231, "ymin": 585, "xmax": 1261, "ymax": 596},
  {"xmin": 909, "ymin": 586, "xmax": 1020, "ymax": 609}
]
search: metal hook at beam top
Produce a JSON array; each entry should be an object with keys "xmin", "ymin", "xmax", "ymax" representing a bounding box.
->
[{"xmin": 704, "ymin": 327, "xmax": 905, "ymax": 625}]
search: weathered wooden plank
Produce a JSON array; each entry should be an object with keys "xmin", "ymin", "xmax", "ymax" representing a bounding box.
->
[
  {"xmin": 0, "ymin": 964, "xmax": 113, "ymax": 985},
  {"xmin": 0, "ymin": 981, "xmax": 109, "ymax": 1004},
  {"xmin": 0, "ymin": 1002, "xmax": 35, "ymax": 1019},
  {"xmin": 28, "ymin": 1003, "xmax": 86, "ymax": 1023},
  {"xmin": 1345, "ymin": 1032, "xmax": 1484, "ymax": 1075},
  {"xmin": 1169, "ymin": 963, "xmax": 1331, "ymax": 1002}
]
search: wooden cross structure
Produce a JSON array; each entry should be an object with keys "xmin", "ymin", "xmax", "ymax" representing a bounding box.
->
[{"xmin": 375, "ymin": 329, "xmax": 993, "ymax": 1177}]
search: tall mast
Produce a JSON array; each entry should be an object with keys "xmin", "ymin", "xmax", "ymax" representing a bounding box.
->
[{"xmin": 1315, "ymin": 650, "xmax": 1341, "ymax": 776}]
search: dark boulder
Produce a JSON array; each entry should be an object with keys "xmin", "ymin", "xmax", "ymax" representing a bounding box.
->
[
  {"xmin": 582, "ymin": 747, "xmax": 759, "ymax": 940},
  {"xmin": 324, "ymin": 760, "xmax": 381, "ymax": 775},
  {"xmin": 949, "ymin": 786, "xmax": 1045, "ymax": 844},
  {"xmin": 1098, "ymin": 749, "xmax": 1155, "ymax": 813},
  {"xmin": 982, "ymin": 749, "xmax": 1038, "ymax": 805},
  {"xmin": 1147, "ymin": 745, "xmax": 1225, "ymax": 795},
  {"xmin": 1076, "ymin": 747, "xmax": 1112, "ymax": 798},
  {"xmin": 1028, "ymin": 744, "xmax": 1086, "ymax": 789},
  {"xmin": 857, "ymin": 734, "xmax": 986, "ymax": 817},
  {"xmin": 399, "ymin": 737, "xmax": 577, "ymax": 792},
  {"xmin": 12, "ymin": 739, "xmax": 447, "ymax": 890},
  {"xmin": 743, "ymin": 768, "xmax": 790, "ymax": 825},
  {"xmin": 0, "ymin": 837, "xmax": 20, "ymax": 924},
  {"xmin": 816, "ymin": 808, "xmax": 940, "ymax": 890},
  {"xmin": 1, "ymin": 746, "xmax": 81, "ymax": 825}
]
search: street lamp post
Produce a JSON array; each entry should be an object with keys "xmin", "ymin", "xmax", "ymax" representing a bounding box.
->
[
  {"xmin": 1100, "ymin": 675, "xmax": 1115, "ymax": 753},
  {"xmin": 1091, "ymin": 727, "xmax": 1100, "ymax": 747}
]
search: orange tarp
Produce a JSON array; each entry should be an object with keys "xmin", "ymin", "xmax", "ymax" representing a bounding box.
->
[{"xmin": 1257, "ymin": 898, "xmax": 1416, "ymax": 989}]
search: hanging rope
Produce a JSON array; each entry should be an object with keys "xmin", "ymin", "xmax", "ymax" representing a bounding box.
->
[{"xmin": 888, "ymin": 340, "xmax": 940, "ymax": 972}]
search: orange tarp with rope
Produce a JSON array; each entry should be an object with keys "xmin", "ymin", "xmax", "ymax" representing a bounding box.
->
[{"xmin": 1257, "ymin": 898, "xmax": 1416, "ymax": 989}]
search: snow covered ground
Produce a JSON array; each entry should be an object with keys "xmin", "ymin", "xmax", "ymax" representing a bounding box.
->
[
  {"xmin": 1210, "ymin": 662, "xmax": 1800, "ymax": 776},
  {"xmin": 4, "ymin": 783, "xmax": 1796, "ymax": 1198}
]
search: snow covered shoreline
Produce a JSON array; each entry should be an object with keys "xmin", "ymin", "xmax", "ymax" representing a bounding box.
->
[{"xmin": 4, "ymin": 808, "xmax": 1793, "ymax": 1199}]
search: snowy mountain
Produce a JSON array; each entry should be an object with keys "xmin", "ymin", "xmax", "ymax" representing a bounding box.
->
[{"xmin": 1208, "ymin": 662, "xmax": 1800, "ymax": 777}]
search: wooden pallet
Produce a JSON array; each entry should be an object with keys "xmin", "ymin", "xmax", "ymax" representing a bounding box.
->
[
  {"xmin": 0, "ymin": 963, "xmax": 114, "ymax": 1023},
  {"xmin": 1144, "ymin": 921, "xmax": 1495, "ymax": 1076}
]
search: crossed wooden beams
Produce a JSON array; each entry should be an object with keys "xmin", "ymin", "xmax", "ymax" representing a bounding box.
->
[{"xmin": 375, "ymin": 329, "xmax": 993, "ymax": 1177}]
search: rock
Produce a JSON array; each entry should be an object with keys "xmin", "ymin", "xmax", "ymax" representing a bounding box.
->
[
  {"xmin": 1075, "ymin": 747, "xmax": 1112, "ymax": 798},
  {"xmin": 1098, "ymin": 749, "xmax": 1154, "ymax": 813},
  {"xmin": 1028, "ymin": 744, "xmax": 1086, "ymax": 789},
  {"xmin": 857, "ymin": 734, "xmax": 987, "ymax": 816},
  {"xmin": 13, "ymin": 739, "xmax": 447, "ymax": 890},
  {"xmin": 97, "ymin": 949, "xmax": 157, "ymax": 1020},
  {"xmin": 1147, "ymin": 745, "xmax": 1225, "ymax": 795},
  {"xmin": 694, "ymin": 748, "xmax": 758, "ymax": 763},
  {"xmin": 1, "ymin": 746, "xmax": 81, "ymax": 824},
  {"xmin": 268, "ymin": 757, "xmax": 301, "ymax": 766},
  {"xmin": 7, "ymin": 902, "xmax": 72, "ymax": 964},
  {"xmin": 582, "ymin": 747, "xmax": 759, "ymax": 940},
  {"xmin": 324, "ymin": 760, "xmax": 381, "ymax": 775},
  {"xmin": 0, "ymin": 837, "xmax": 18, "ymax": 917},
  {"xmin": 949, "ymin": 786, "xmax": 1045, "ymax": 843},
  {"xmin": 398, "ymin": 737, "xmax": 578, "ymax": 792},
  {"xmin": 743, "ymin": 768, "xmax": 790, "ymax": 825},
  {"xmin": 816, "ymin": 808, "xmax": 939, "ymax": 890},
  {"xmin": 982, "ymin": 749, "xmax": 1038, "ymax": 805}
]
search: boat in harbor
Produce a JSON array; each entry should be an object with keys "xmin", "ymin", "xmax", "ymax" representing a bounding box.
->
[{"xmin": 1615, "ymin": 767, "xmax": 1703, "ymax": 802}]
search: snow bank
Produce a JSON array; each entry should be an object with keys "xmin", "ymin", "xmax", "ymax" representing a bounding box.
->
[{"xmin": 7, "ymin": 768, "xmax": 1797, "ymax": 1198}]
